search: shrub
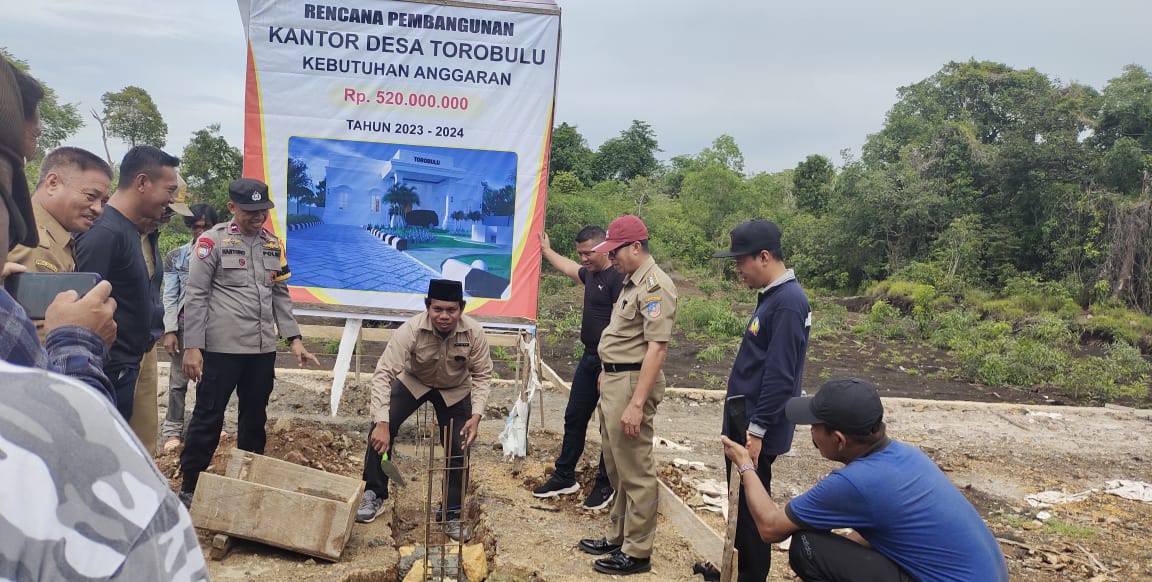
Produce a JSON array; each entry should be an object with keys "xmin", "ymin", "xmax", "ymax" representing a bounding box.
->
[
  {"xmin": 697, "ymin": 344, "xmax": 729, "ymax": 362},
  {"xmin": 678, "ymin": 297, "xmax": 747, "ymax": 339}
]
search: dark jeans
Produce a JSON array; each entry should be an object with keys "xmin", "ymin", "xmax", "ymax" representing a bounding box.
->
[
  {"xmin": 789, "ymin": 529, "xmax": 916, "ymax": 582},
  {"xmin": 363, "ymin": 379, "xmax": 471, "ymax": 512},
  {"xmin": 554, "ymin": 351, "xmax": 610, "ymax": 489},
  {"xmin": 106, "ymin": 363, "xmax": 141, "ymax": 421},
  {"xmin": 726, "ymin": 453, "xmax": 777, "ymax": 582},
  {"xmin": 180, "ymin": 352, "xmax": 276, "ymax": 492}
]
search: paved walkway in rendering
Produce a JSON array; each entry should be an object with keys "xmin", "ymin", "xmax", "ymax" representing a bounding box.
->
[{"xmin": 287, "ymin": 224, "xmax": 438, "ymax": 293}]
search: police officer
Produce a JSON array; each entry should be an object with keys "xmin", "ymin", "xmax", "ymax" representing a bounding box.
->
[
  {"xmin": 577, "ymin": 215, "xmax": 678, "ymax": 576},
  {"xmin": 356, "ymin": 279, "xmax": 493, "ymax": 544},
  {"xmin": 178, "ymin": 178, "xmax": 318, "ymax": 506},
  {"xmin": 714, "ymin": 220, "xmax": 811, "ymax": 582}
]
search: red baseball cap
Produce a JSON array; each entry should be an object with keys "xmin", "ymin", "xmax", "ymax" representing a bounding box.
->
[{"xmin": 592, "ymin": 215, "xmax": 649, "ymax": 253}]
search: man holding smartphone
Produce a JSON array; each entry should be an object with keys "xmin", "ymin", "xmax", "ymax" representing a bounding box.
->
[
  {"xmin": 0, "ymin": 59, "xmax": 116, "ymax": 399},
  {"xmin": 9, "ymin": 146, "xmax": 112, "ymax": 279}
]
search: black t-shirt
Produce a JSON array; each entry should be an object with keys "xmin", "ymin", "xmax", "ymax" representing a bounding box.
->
[{"xmin": 578, "ymin": 266, "xmax": 626, "ymax": 350}]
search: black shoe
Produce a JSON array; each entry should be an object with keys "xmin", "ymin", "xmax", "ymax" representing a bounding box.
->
[
  {"xmin": 693, "ymin": 560, "xmax": 721, "ymax": 581},
  {"xmin": 578, "ymin": 537, "xmax": 622, "ymax": 556},
  {"xmin": 583, "ymin": 485, "xmax": 615, "ymax": 510},
  {"xmin": 594, "ymin": 552, "xmax": 651, "ymax": 575},
  {"xmin": 178, "ymin": 491, "xmax": 193, "ymax": 510},
  {"xmin": 532, "ymin": 473, "xmax": 580, "ymax": 498}
]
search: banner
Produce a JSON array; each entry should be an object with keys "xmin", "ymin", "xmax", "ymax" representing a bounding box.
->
[{"xmin": 237, "ymin": 0, "xmax": 561, "ymax": 323}]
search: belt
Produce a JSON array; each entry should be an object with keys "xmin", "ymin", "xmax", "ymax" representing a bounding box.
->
[{"xmin": 602, "ymin": 362, "xmax": 643, "ymax": 373}]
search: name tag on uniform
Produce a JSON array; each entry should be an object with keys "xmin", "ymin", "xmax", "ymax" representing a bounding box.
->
[{"xmin": 454, "ymin": 342, "xmax": 470, "ymax": 347}]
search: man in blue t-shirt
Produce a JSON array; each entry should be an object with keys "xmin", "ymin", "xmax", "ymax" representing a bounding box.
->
[{"xmin": 721, "ymin": 378, "xmax": 1008, "ymax": 582}]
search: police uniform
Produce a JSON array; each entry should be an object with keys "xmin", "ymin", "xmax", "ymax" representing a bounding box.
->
[
  {"xmin": 361, "ymin": 280, "xmax": 493, "ymax": 515},
  {"xmin": 9, "ymin": 198, "xmax": 76, "ymax": 275},
  {"xmin": 596, "ymin": 255, "xmax": 678, "ymax": 560},
  {"xmin": 179, "ymin": 179, "xmax": 301, "ymax": 494}
]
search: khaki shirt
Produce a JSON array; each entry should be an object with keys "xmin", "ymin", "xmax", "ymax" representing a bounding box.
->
[
  {"xmin": 598, "ymin": 255, "xmax": 678, "ymax": 364},
  {"xmin": 9, "ymin": 199, "xmax": 76, "ymax": 274},
  {"xmin": 183, "ymin": 221, "xmax": 301, "ymax": 354},
  {"xmin": 370, "ymin": 311, "xmax": 494, "ymax": 423}
]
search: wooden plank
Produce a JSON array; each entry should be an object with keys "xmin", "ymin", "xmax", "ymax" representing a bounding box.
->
[
  {"xmin": 719, "ymin": 473, "xmax": 741, "ymax": 582},
  {"xmin": 297, "ymin": 324, "xmax": 522, "ymax": 347},
  {"xmin": 329, "ymin": 319, "xmax": 362, "ymax": 416},
  {"xmin": 540, "ymin": 361, "xmax": 570, "ymax": 392},
  {"xmin": 226, "ymin": 450, "xmax": 362, "ymax": 504},
  {"xmin": 294, "ymin": 302, "xmax": 535, "ymax": 327},
  {"xmin": 657, "ymin": 478, "xmax": 722, "ymax": 560},
  {"xmin": 191, "ymin": 473, "xmax": 362, "ymax": 560}
]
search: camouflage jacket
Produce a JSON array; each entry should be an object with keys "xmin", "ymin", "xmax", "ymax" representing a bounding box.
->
[{"xmin": 0, "ymin": 360, "xmax": 209, "ymax": 581}]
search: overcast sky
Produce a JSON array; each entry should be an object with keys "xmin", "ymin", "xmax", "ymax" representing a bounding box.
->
[{"xmin": 3, "ymin": 0, "xmax": 1149, "ymax": 175}]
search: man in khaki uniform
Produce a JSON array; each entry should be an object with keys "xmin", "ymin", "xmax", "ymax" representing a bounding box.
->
[
  {"xmin": 356, "ymin": 279, "xmax": 493, "ymax": 543},
  {"xmin": 578, "ymin": 214, "xmax": 678, "ymax": 576},
  {"xmin": 10, "ymin": 146, "xmax": 112, "ymax": 279},
  {"xmin": 178, "ymin": 177, "xmax": 318, "ymax": 507}
]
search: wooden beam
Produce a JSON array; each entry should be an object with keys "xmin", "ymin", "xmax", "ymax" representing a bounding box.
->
[
  {"xmin": 297, "ymin": 324, "xmax": 521, "ymax": 347},
  {"xmin": 295, "ymin": 302, "xmax": 536, "ymax": 327},
  {"xmin": 657, "ymin": 478, "xmax": 722, "ymax": 560}
]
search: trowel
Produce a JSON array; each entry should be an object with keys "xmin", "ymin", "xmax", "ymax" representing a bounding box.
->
[{"xmin": 380, "ymin": 451, "xmax": 407, "ymax": 488}]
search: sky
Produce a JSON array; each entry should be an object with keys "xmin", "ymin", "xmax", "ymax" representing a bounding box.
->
[{"xmin": 3, "ymin": 0, "xmax": 1149, "ymax": 175}]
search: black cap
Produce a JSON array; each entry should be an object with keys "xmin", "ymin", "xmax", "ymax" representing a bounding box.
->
[
  {"xmin": 785, "ymin": 378, "xmax": 884, "ymax": 435},
  {"xmin": 713, "ymin": 220, "xmax": 782, "ymax": 258},
  {"xmin": 228, "ymin": 178, "xmax": 274, "ymax": 211},
  {"xmin": 428, "ymin": 278, "xmax": 464, "ymax": 302}
]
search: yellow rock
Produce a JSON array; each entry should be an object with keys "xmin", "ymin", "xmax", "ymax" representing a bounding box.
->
[
  {"xmin": 402, "ymin": 559, "xmax": 427, "ymax": 582},
  {"xmin": 399, "ymin": 545, "xmax": 417, "ymax": 559},
  {"xmin": 463, "ymin": 543, "xmax": 488, "ymax": 582}
]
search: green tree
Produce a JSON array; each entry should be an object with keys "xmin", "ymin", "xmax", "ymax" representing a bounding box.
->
[
  {"xmin": 1093, "ymin": 64, "xmax": 1152, "ymax": 151},
  {"xmin": 481, "ymin": 181, "xmax": 515, "ymax": 216},
  {"xmin": 548, "ymin": 122, "xmax": 594, "ymax": 184},
  {"xmin": 180, "ymin": 123, "xmax": 242, "ymax": 215},
  {"xmin": 1101, "ymin": 137, "xmax": 1149, "ymax": 195},
  {"xmin": 697, "ymin": 135, "xmax": 745, "ymax": 174},
  {"xmin": 793, "ymin": 154, "xmax": 835, "ymax": 214},
  {"xmin": 591, "ymin": 120, "xmax": 661, "ymax": 182},
  {"xmin": 1, "ymin": 48, "xmax": 84, "ymax": 181},
  {"xmin": 100, "ymin": 86, "xmax": 167, "ymax": 148},
  {"xmin": 384, "ymin": 183, "xmax": 420, "ymax": 226},
  {"xmin": 286, "ymin": 157, "xmax": 315, "ymax": 214}
]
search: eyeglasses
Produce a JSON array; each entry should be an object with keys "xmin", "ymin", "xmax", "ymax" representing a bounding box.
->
[{"xmin": 607, "ymin": 241, "xmax": 634, "ymax": 258}]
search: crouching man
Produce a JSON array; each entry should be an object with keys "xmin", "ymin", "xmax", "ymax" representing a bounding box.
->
[
  {"xmin": 356, "ymin": 279, "xmax": 493, "ymax": 543},
  {"xmin": 721, "ymin": 378, "xmax": 1008, "ymax": 582}
]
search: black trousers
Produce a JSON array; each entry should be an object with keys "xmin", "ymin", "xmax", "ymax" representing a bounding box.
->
[
  {"xmin": 362, "ymin": 379, "xmax": 471, "ymax": 512},
  {"xmin": 726, "ymin": 453, "xmax": 777, "ymax": 582},
  {"xmin": 180, "ymin": 351, "xmax": 276, "ymax": 492},
  {"xmin": 554, "ymin": 351, "xmax": 610, "ymax": 488},
  {"xmin": 789, "ymin": 529, "xmax": 916, "ymax": 582}
]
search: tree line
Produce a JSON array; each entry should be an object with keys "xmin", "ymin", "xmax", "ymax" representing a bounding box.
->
[{"xmin": 546, "ymin": 60, "xmax": 1152, "ymax": 314}]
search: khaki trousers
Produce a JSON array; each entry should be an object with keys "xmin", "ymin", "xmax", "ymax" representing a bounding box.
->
[
  {"xmin": 598, "ymin": 369, "xmax": 665, "ymax": 559},
  {"xmin": 130, "ymin": 347, "xmax": 159, "ymax": 456}
]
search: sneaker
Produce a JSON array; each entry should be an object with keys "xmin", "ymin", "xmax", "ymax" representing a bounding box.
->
[
  {"xmin": 532, "ymin": 474, "xmax": 580, "ymax": 498},
  {"xmin": 178, "ymin": 491, "xmax": 194, "ymax": 510},
  {"xmin": 356, "ymin": 490, "xmax": 386, "ymax": 523},
  {"xmin": 445, "ymin": 518, "xmax": 471, "ymax": 542},
  {"xmin": 583, "ymin": 485, "xmax": 615, "ymax": 510}
]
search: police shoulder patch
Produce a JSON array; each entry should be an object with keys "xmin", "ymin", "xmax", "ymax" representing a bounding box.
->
[{"xmin": 195, "ymin": 236, "xmax": 215, "ymax": 260}]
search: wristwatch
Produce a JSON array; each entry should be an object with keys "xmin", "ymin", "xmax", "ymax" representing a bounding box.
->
[{"xmin": 736, "ymin": 462, "xmax": 755, "ymax": 476}]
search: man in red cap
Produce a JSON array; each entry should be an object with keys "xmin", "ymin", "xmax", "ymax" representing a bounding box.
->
[{"xmin": 577, "ymin": 214, "xmax": 678, "ymax": 575}]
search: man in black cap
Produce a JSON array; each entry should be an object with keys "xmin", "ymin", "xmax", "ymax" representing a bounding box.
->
[
  {"xmin": 721, "ymin": 378, "xmax": 1009, "ymax": 582},
  {"xmin": 356, "ymin": 278, "xmax": 493, "ymax": 543},
  {"xmin": 178, "ymin": 177, "xmax": 318, "ymax": 506},
  {"xmin": 713, "ymin": 219, "xmax": 810, "ymax": 582}
]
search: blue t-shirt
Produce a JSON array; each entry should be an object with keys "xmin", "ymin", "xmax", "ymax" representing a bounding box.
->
[{"xmin": 786, "ymin": 440, "xmax": 1008, "ymax": 582}]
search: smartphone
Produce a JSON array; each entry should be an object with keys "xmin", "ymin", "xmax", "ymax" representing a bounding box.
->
[
  {"xmin": 725, "ymin": 395, "xmax": 748, "ymax": 446},
  {"xmin": 4, "ymin": 272, "xmax": 102, "ymax": 319}
]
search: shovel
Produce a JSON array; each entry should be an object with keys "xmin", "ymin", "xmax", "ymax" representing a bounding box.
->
[{"xmin": 380, "ymin": 451, "xmax": 407, "ymax": 488}]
